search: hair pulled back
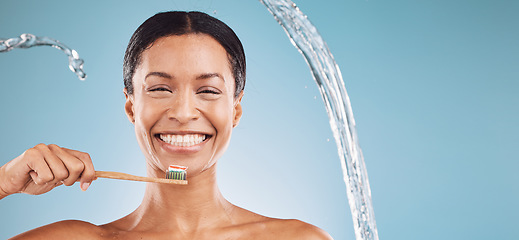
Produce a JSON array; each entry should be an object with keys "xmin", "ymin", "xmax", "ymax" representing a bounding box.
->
[{"xmin": 123, "ymin": 11, "xmax": 246, "ymax": 98}]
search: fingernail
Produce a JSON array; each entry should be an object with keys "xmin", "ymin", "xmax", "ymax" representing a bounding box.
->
[{"xmin": 80, "ymin": 182, "xmax": 91, "ymax": 191}]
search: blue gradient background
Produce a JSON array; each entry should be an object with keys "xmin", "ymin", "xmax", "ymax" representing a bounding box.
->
[{"xmin": 1, "ymin": 0, "xmax": 518, "ymax": 239}]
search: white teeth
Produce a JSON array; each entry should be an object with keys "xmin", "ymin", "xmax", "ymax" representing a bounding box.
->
[{"xmin": 159, "ymin": 133, "xmax": 208, "ymax": 147}]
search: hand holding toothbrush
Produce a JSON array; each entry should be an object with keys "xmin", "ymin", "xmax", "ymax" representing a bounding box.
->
[
  {"xmin": 0, "ymin": 143, "xmax": 188, "ymax": 200},
  {"xmin": 0, "ymin": 144, "xmax": 95, "ymax": 199}
]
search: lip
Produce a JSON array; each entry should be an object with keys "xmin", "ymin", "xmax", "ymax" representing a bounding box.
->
[{"xmin": 154, "ymin": 131, "xmax": 213, "ymax": 154}]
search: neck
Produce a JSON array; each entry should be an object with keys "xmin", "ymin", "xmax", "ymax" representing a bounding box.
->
[{"xmin": 117, "ymin": 164, "xmax": 236, "ymax": 233}]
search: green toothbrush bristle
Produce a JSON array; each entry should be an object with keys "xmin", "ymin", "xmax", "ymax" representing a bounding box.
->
[
  {"xmin": 166, "ymin": 171, "xmax": 186, "ymax": 180},
  {"xmin": 166, "ymin": 165, "xmax": 187, "ymax": 180}
]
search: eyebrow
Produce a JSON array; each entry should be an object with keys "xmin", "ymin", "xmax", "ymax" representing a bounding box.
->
[
  {"xmin": 196, "ymin": 73, "xmax": 225, "ymax": 82},
  {"xmin": 145, "ymin": 72, "xmax": 173, "ymax": 80},
  {"xmin": 144, "ymin": 71, "xmax": 224, "ymax": 82}
]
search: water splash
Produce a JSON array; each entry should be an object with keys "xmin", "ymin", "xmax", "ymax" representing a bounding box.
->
[
  {"xmin": 259, "ymin": 1, "xmax": 379, "ymax": 239},
  {"xmin": 0, "ymin": 33, "xmax": 86, "ymax": 80}
]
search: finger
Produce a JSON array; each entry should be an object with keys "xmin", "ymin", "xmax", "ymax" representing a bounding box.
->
[
  {"xmin": 35, "ymin": 144, "xmax": 69, "ymax": 185},
  {"xmin": 63, "ymin": 148, "xmax": 95, "ymax": 190},
  {"xmin": 48, "ymin": 144, "xmax": 84, "ymax": 186},
  {"xmin": 24, "ymin": 146, "xmax": 54, "ymax": 185},
  {"xmin": 29, "ymin": 171, "xmax": 39, "ymax": 184}
]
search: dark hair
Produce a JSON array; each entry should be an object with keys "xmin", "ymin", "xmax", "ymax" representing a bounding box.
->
[{"xmin": 123, "ymin": 11, "xmax": 246, "ymax": 98}]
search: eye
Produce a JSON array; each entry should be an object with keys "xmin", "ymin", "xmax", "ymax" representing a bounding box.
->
[
  {"xmin": 149, "ymin": 87, "xmax": 172, "ymax": 92},
  {"xmin": 197, "ymin": 87, "xmax": 221, "ymax": 95}
]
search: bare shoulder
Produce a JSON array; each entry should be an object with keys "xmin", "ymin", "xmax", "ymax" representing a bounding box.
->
[
  {"xmin": 264, "ymin": 218, "xmax": 334, "ymax": 240},
  {"xmin": 230, "ymin": 205, "xmax": 333, "ymax": 240},
  {"xmin": 9, "ymin": 220, "xmax": 103, "ymax": 240}
]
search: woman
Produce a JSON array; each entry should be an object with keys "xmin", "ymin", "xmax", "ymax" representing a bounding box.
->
[{"xmin": 0, "ymin": 11, "xmax": 332, "ymax": 239}]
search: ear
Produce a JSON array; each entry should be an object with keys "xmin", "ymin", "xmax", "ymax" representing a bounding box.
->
[
  {"xmin": 124, "ymin": 88, "xmax": 135, "ymax": 124},
  {"xmin": 232, "ymin": 91, "xmax": 244, "ymax": 128}
]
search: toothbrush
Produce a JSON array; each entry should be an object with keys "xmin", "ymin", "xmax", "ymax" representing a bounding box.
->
[
  {"xmin": 95, "ymin": 165, "xmax": 188, "ymax": 185},
  {"xmin": 165, "ymin": 165, "xmax": 188, "ymax": 181}
]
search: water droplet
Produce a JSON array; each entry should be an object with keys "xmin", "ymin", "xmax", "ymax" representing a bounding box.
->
[{"xmin": 0, "ymin": 33, "xmax": 86, "ymax": 80}]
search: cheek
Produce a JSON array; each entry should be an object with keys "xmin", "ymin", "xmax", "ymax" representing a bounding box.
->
[
  {"xmin": 208, "ymin": 102, "xmax": 235, "ymax": 148},
  {"xmin": 132, "ymin": 99, "xmax": 166, "ymax": 164},
  {"xmin": 134, "ymin": 99, "xmax": 164, "ymax": 136},
  {"xmin": 203, "ymin": 99, "xmax": 234, "ymax": 129}
]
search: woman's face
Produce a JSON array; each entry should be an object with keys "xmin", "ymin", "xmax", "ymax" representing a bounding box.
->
[{"xmin": 125, "ymin": 34, "xmax": 243, "ymax": 178}]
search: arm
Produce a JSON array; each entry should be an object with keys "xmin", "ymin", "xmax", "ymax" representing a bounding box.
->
[{"xmin": 0, "ymin": 178, "xmax": 8, "ymax": 200}]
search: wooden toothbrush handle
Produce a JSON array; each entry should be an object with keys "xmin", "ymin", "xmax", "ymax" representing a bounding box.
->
[{"xmin": 95, "ymin": 171, "xmax": 188, "ymax": 185}]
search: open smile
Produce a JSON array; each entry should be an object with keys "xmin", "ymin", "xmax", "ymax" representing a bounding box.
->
[{"xmin": 156, "ymin": 133, "xmax": 212, "ymax": 147}]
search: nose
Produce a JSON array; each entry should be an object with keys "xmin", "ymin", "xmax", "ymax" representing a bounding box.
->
[{"xmin": 167, "ymin": 90, "xmax": 200, "ymax": 124}]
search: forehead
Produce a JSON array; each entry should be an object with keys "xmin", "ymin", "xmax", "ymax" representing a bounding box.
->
[{"xmin": 137, "ymin": 34, "xmax": 232, "ymax": 79}]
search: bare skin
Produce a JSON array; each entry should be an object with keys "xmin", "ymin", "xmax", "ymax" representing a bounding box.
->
[{"xmin": 1, "ymin": 34, "xmax": 333, "ymax": 240}]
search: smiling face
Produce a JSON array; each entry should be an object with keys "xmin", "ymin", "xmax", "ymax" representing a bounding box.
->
[{"xmin": 125, "ymin": 34, "xmax": 243, "ymax": 178}]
